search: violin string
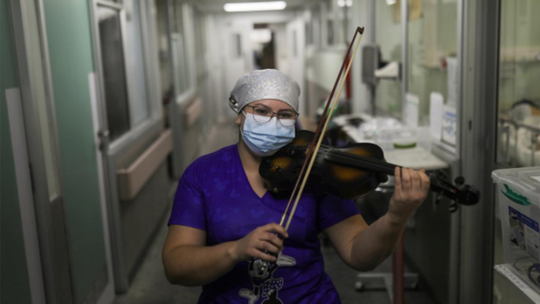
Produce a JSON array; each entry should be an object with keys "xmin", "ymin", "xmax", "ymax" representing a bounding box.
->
[
  {"xmin": 293, "ymin": 145, "xmax": 397, "ymax": 174},
  {"xmin": 284, "ymin": 28, "xmax": 365, "ymax": 231},
  {"xmin": 278, "ymin": 27, "xmax": 365, "ymax": 228},
  {"xmin": 326, "ymin": 149, "xmax": 398, "ymax": 175},
  {"xmin": 328, "ymin": 152, "xmax": 463, "ymax": 199}
]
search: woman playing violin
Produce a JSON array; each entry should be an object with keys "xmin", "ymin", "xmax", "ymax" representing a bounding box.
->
[{"xmin": 162, "ymin": 69, "xmax": 431, "ymax": 303}]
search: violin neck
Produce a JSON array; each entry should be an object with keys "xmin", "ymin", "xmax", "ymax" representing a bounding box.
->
[
  {"xmin": 326, "ymin": 149, "xmax": 457, "ymax": 196},
  {"xmin": 325, "ymin": 149, "xmax": 398, "ymax": 175}
]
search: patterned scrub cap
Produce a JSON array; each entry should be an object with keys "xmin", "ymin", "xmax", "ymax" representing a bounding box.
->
[{"xmin": 229, "ymin": 69, "xmax": 300, "ymax": 114}]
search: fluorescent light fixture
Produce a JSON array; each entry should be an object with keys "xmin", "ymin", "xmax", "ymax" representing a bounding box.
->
[
  {"xmin": 339, "ymin": 0, "xmax": 353, "ymax": 8},
  {"xmin": 224, "ymin": 1, "xmax": 287, "ymax": 12},
  {"xmin": 386, "ymin": 0, "xmax": 396, "ymax": 5}
]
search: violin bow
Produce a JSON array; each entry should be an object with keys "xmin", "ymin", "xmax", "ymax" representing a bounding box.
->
[{"xmin": 279, "ymin": 27, "xmax": 365, "ymax": 231}]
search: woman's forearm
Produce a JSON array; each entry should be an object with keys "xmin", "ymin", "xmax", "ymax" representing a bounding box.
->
[
  {"xmin": 163, "ymin": 241, "xmax": 238, "ymax": 286},
  {"xmin": 349, "ymin": 212, "xmax": 408, "ymax": 271}
]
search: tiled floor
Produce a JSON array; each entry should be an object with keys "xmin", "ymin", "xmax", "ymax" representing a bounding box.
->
[{"xmin": 113, "ymin": 122, "xmax": 434, "ymax": 304}]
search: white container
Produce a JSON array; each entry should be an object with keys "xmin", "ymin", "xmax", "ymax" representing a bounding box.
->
[
  {"xmin": 493, "ymin": 167, "xmax": 540, "ymax": 292},
  {"xmin": 376, "ymin": 126, "xmax": 432, "ymax": 152}
]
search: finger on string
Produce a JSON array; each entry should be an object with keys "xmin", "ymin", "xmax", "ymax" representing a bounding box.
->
[
  {"xmin": 411, "ymin": 168, "xmax": 420, "ymax": 191},
  {"xmin": 402, "ymin": 167, "xmax": 412, "ymax": 189},
  {"xmin": 419, "ymin": 168, "xmax": 430, "ymax": 191},
  {"xmin": 394, "ymin": 167, "xmax": 402, "ymax": 194}
]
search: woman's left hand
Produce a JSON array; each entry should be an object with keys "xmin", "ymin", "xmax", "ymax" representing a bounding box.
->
[{"xmin": 387, "ymin": 167, "xmax": 430, "ymax": 225}]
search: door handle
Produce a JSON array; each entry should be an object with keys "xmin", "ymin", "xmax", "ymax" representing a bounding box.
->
[
  {"xmin": 98, "ymin": 130, "xmax": 109, "ymax": 138},
  {"xmin": 97, "ymin": 129, "xmax": 110, "ymax": 151}
]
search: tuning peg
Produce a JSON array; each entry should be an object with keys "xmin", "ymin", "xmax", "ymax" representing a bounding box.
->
[
  {"xmin": 435, "ymin": 193, "xmax": 444, "ymax": 205},
  {"xmin": 436, "ymin": 170, "xmax": 449, "ymax": 181},
  {"xmin": 264, "ymin": 159, "xmax": 274, "ymax": 168},
  {"xmin": 449, "ymin": 201, "xmax": 459, "ymax": 213},
  {"xmin": 454, "ymin": 176, "xmax": 465, "ymax": 186}
]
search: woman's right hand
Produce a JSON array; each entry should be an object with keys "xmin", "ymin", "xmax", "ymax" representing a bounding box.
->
[{"xmin": 230, "ymin": 223, "xmax": 289, "ymax": 262}]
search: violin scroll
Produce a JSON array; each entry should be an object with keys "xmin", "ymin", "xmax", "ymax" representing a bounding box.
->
[{"xmin": 429, "ymin": 171, "xmax": 480, "ymax": 212}]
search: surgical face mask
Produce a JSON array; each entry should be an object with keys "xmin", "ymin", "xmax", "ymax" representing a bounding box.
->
[{"xmin": 241, "ymin": 112, "xmax": 295, "ymax": 156}]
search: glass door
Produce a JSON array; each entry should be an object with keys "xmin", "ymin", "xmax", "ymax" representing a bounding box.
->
[
  {"xmin": 493, "ymin": 1, "xmax": 540, "ymax": 303},
  {"xmin": 495, "ymin": 0, "xmax": 540, "ymax": 168}
]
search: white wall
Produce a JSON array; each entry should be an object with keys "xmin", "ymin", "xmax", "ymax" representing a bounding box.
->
[
  {"xmin": 305, "ymin": 46, "xmax": 348, "ymax": 92},
  {"xmin": 206, "ymin": 15, "xmax": 227, "ymax": 122},
  {"xmin": 351, "ymin": 0, "xmax": 372, "ymax": 114},
  {"xmin": 286, "ymin": 16, "xmax": 306, "ymax": 116},
  {"xmin": 211, "ymin": 11, "xmax": 297, "ymax": 120}
]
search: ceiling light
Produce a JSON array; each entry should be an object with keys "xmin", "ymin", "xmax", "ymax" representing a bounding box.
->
[
  {"xmin": 386, "ymin": 0, "xmax": 396, "ymax": 5},
  {"xmin": 224, "ymin": 1, "xmax": 287, "ymax": 12}
]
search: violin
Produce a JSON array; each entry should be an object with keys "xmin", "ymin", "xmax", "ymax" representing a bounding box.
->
[{"xmin": 260, "ymin": 130, "xmax": 481, "ymax": 211}]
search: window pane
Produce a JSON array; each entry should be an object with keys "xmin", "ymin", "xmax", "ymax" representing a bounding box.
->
[
  {"xmin": 98, "ymin": 7, "xmax": 130, "ymax": 141},
  {"xmin": 496, "ymin": 0, "xmax": 540, "ymax": 167},
  {"xmin": 122, "ymin": 0, "xmax": 149, "ymax": 126},
  {"xmin": 407, "ymin": 0, "xmax": 458, "ymax": 126}
]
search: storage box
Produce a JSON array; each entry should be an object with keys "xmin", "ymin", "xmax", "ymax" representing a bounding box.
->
[{"xmin": 493, "ymin": 167, "xmax": 540, "ymax": 291}]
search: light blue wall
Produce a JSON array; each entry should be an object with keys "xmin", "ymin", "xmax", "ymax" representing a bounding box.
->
[
  {"xmin": 0, "ymin": 1, "xmax": 32, "ymax": 303},
  {"xmin": 42, "ymin": 0, "xmax": 107, "ymax": 302}
]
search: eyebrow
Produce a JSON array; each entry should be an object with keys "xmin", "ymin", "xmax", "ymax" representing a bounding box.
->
[{"xmin": 251, "ymin": 104, "xmax": 294, "ymax": 112}]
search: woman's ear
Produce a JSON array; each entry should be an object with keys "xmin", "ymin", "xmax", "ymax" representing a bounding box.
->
[{"xmin": 236, "ymin": 114, "xmax": 242, "ymax": 126}]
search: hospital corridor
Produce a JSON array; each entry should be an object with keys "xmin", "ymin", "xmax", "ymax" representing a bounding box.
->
[{"xmin": 1, "ymin": 0, "xmax": 539, "ymax": 304}]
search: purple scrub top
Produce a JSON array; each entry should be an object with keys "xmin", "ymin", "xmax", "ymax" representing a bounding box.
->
[{"xmin": 168, "ymin": 144, "xmax": 360, "ymax": 303}]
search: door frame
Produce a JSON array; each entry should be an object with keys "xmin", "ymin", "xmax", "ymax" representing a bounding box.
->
[
  {"xmin": 286, "ymin": 17, "xmax": 306, "ymax": 117},
  {"xmin": 458, "ymin": 0, "xmax": 501, "ymax": 303},
  {"xmin": 88, "ymin": 0, "xmax": 164, "ymax": 292}
]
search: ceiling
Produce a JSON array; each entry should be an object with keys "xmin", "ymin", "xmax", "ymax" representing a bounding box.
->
[{"xmin": 188, "ymin": 0, "xmax": 316, "ymax": 13}]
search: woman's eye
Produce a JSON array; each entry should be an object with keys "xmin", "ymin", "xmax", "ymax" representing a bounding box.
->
[
  {"xmin": 255, "ymin": 108, "xmax": 270, "ymax": 115},
  {"xmin": 279, "ymin": 112, "xmax": 294, "ymax": 119}
]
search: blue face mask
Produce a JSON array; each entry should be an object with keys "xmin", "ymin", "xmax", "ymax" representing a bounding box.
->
[{"xmin": 241, "ymin": 112, "xmax": 295, "ymax": 156}]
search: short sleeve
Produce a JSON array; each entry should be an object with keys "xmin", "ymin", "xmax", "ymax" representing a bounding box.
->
[
  {"xmin": 317, "ymin": 194, "xmax": 360, "ymax": 231},
  {"xmin": 167, "ymin": 163, "xmax": 206, "ymax": 230}
]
